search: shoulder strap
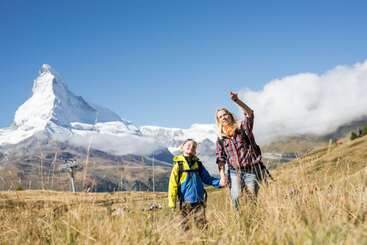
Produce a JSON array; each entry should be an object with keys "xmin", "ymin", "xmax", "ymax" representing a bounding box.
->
[
  {"xmin": 217, "ymin": 137, "xmax": 227, "ymax": 158},
  {"xmin": 240, "ymin": 129, "xmax": 274, "ymax": 181},
  {"xmin": 176, "ymin": 161, "xmax": 184, "ymax": 185},
  {"xmin": 194, "ymin": 160, "xmax": 203, "ymax": 177},
  {"xmin": 241, "ymin": 127, "xmax": 262, "ymax": 156},
  {"xmin": 177, "ymin": 161, "xmax": 184, "ymax": 183},
  {"xmin": 217, "ymin": 136, "xmax": 224, "ymax": 148},
  {"xmin": 176, "ymin": 161, "xmax": 184, "ymax": 209},
  {"xmin": 177, "ymin": 160, "xmax": 202, "ymax": 181},
  {"xmin": 239, "ymin": 128, "xmax": 251, "ymax": 147},
  {"xmin": 197, "ymin": 160, "xmax": 203, "ymax": 170}
]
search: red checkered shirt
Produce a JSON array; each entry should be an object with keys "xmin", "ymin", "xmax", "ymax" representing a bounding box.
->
[{"xmin": 216, "ymin": 112, "xmax": 260, "ymax": 169}]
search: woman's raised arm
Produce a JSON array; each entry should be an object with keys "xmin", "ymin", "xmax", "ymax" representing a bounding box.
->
[{"xmin": 229, "ymin": 91, "xmax": 253, "ymax": 117}]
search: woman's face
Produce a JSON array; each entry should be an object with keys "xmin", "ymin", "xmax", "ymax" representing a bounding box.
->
[
  {"xmin": 182, "ymin": 141, "xmax": 197, "ymax": 157},
  {"xmin": 217, "ymin": 110, "xmax": 233, "ymax": 126}
]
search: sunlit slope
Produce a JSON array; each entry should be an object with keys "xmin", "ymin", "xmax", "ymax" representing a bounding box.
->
[
  {"xmin": 275, "ymin": 135, "xmax": 367, "ymax": 187},
  {"xmin": 1, "ymin": 136, "xmax": 366, "ymax": 244}
]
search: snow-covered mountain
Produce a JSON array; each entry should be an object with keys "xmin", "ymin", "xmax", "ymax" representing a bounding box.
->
[
  {"xmin": 0, "ymin": 65, "xmax": 161, "ymax": 156},
  {"xmin": 15, "ymin": 64, "xmax": 125, "ymax": 128},
  {"xmin": 2, "ymin": 64, "xmax": 362, "ymax": 186},
  {"xmin": 140, "ymin": 124, "xmax": 219, "ymax": 173},
  {"xmin": 0, "ymin": 64, "xmax": 224, "ymax": 179},
  {"xmin": 0, "ymin": 64, "xmax": 314, "ymax": 176},
  {"xmin": 4, "ymin": 64, "xmax": 328, "ymax": 191},
  {"xmin": 0, "ymin": 64, "xmax": 223, "ymax": 191},
  {"xmin": 141, "ymin": 124, "xmax": 217, "ymax": 147}
]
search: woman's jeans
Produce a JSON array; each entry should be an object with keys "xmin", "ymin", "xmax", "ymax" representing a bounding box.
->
[{"xmin": 228, "ymin": 164, "xmax": 265, "ymax": 211}]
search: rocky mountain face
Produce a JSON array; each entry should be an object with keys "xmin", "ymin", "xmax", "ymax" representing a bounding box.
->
[
  {"xmin": 0, "ymin": 65, "xmax": 172, "ymax": 192},
  {"xmin": 0, "ymin": 136, "xmax": 171, "ymax": 192}
]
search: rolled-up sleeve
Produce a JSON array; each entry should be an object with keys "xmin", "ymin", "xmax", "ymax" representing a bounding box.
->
[
  {"xmin": 216, "ymin": 139, "xmax": 226, "ymax": 169},
  {"xmin": 241, "ymin": 112, "xmax": 254, "ymax": 133}
]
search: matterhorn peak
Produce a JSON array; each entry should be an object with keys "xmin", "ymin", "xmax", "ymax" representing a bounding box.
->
[
  {"xmin": 31, "ymin": 64, "xmax": 66, "ymax": 96},
  {"xmin": 38, "ymin": 64, "xmax": 62, "ymax": 80},
  {"xmin": 13, "ymin": 64, "xmax": 123, "ymax": 132},
  {"xmin": 0, "ymin": 65, "xmax": 143, "ymax": 146},
  {"xmin": 39, "ymin": 64, "xmax": 53, "ymax": 74}
]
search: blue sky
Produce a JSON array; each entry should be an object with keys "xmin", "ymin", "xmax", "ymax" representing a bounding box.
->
[{"xmin": 1, "ymin": 0, "xmax": 367, "ymax": 128}]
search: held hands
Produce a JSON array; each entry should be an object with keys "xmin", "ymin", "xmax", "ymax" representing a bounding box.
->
[
  {"xmin": 219, "ymin": 175, "xmax": 228, "ymax": 187},
  {"xmin": 218, "ymin": 167, "xmax": 227, "ymax": 187}
]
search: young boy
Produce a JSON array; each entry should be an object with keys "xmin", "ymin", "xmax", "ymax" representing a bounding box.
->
[{"xmin": 168, "ymin": 139, "xmax": 224, "ymax": 230}]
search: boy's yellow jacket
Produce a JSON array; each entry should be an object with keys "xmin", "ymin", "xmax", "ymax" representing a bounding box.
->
[{"xmin": 168, "ymin": 155, "xmax": 220, "ymax": 208}]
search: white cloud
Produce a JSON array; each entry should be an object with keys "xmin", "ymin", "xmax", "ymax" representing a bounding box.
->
[
  {"xmin": 239, "ymin": 60, "xmax": 367, "ymax": 143},
  {"xmin": 66, "ymin": 133, "xmax": 162, "ymax": 156}
]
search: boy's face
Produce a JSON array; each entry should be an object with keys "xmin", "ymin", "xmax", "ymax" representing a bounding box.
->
[{"xmin": 182, "ymin": 141, "xmax": 197, "ymax": 157}]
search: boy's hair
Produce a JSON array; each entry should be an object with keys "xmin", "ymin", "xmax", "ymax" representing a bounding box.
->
[{"xmin": 215, "ymin": 108, "xmax": 240, "ymax": 137}]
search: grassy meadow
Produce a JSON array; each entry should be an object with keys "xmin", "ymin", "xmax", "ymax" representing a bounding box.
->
[{"xmin": 1, "ymin": 136, "xmax": 367, "ymax": 244}]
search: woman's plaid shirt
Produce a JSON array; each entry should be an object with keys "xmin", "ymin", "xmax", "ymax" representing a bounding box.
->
[{"xmin": 216, "ymin": 113, "xmax": 258, "ymax": 169}]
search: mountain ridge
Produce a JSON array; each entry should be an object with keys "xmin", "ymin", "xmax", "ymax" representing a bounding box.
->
[{"xmin": 1, "ymin": 64, "xmax": 366, "ymax": 191}]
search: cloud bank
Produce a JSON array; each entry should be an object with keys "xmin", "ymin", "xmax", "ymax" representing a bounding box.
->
[
  {"xmin": 240, "ymin": 60, "xmax": 367, "ymax": 143},
  {"xmin": 66, "ymin": 133, "xmax": 162, "ymax": 156}
]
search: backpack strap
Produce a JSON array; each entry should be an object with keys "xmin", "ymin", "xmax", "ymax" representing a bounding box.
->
[
  {"xmin": 176, "ymin": 159, "xmax": 206, "ymax": 208},
  {"xmin": 176, "ymin": 161, "xmax": 184, "ymax": 210},
  {"xmin": 239, "ymin": 127, "xmax": 251, "ymax": 148},
  {"xmin": 217, "ymin": 136, "xmax": 225, "ymax": 150},
  {"xmin": 241, "ymin": 128, "xmax": 275, "ymax": 182}
]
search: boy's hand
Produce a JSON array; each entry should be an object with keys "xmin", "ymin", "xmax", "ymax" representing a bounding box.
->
[
  {"xmin": 218, "ymin": 168, "xmax": 227, "ymax": 187},
  {"xmin": 229, "ymin": 91, "xmax": 239, "ymax": 102},
  {"xmin": 219, "ymin": 176, "xmax": 227, "ymax": 187}
]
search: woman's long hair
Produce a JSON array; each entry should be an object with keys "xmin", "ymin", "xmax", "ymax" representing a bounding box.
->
[{"xmin": 215, "ymin": 108, "xmax": 240, "ymax": 138}]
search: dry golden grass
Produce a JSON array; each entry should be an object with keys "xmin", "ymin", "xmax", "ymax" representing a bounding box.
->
[{"xmin": 1, "ymin": 136, "xmax": 367, "ymax": 244}]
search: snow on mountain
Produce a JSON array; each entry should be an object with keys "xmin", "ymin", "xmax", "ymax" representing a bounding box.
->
[
  {"xmin": 140, "ymin": 123, "xmax": 218, "ymax": 158},
  {"xmin": 0, "ymin": 65, "xmax": 159, "ymax": 156},
  {"xmin": 140, "ymin": 124, "xmax": 218, "ymax": 145},
  {"xmin": 14, "ymin": 64, "xmax": 124, "ymax": 128},
  {"xmin": 0, "ymin": 126, "xmax": 40, "ymax": 145},
  {"xmin": 140, "ymin": 124, "xmax": 219, "ymax": 173},
  {"xmin": 0, "ymin": 64, "xmax": 221, "ymax": 169}
]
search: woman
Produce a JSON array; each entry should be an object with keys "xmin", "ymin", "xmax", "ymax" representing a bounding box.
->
[{"xmin": 216, "ymin": 91, "xmax": 266, "ymax": 210}]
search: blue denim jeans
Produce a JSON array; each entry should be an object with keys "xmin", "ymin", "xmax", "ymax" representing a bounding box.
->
[{"xmin": 228, "ymin": 164, "xmax": 265, "ymax": 210}]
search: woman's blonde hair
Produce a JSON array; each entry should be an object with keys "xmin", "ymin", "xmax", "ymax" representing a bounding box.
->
[{"xmin": 215, "ymin": 108, "xmax": 239, "ymax": 137}]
